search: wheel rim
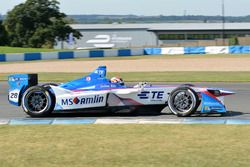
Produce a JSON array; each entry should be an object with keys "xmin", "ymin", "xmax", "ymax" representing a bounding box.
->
[
  {"xmin": 171, "ymin": 90, "xmax": 195, "ymax": 113},
  {"xmin": 24, "ymin": 90, "xmax": 49, "ymax": 113}
]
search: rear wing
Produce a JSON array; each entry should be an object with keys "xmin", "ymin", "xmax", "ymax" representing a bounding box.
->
[{"xmin": 8, "ymin": 74, "xmax": 38, "ymax": 106}]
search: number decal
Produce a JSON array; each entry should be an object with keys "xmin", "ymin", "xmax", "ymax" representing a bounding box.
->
[
  {"xmin": 9, "ymin": 89, "xmax": 20, "ymax": 103},
  {"xmin": 10, "ymin": 93, "xmax": 18, "ymax": 99}
]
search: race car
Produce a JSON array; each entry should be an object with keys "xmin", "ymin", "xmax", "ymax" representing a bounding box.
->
[{"xmin": 8, "ymin": 66, "xmax": 235, "ymax": 117}]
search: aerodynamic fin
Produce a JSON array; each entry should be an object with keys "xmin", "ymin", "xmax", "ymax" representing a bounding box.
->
[{"xmin": 89, "ymin": 66, "xmax": 107, "ymax": 78}]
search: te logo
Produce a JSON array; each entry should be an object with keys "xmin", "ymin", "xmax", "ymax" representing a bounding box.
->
[{"xmin": 138, "ymin": 91, "xmax": 164, "ymax": 100}]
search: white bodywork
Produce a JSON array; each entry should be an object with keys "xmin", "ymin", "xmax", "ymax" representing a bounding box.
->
[{"xmin": 51, "ymin": 85, "xmax": 176, "ymax": 111}]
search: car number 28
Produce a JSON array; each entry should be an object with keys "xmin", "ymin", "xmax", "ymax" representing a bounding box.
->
[{"xmin": 9, "ymin": 90, "xmax": 19, "ymax": 103}]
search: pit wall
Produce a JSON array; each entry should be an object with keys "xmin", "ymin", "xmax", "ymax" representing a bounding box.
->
[{"xmin": 0, "ymin": 46, "xmax": 249, "ymax": 62}]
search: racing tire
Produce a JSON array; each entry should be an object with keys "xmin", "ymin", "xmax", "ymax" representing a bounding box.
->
[
  {"xmin": 168, "ymin": 87, "xmax": 199, "ymax": 117},
  {"xmin": 21, "ymin": 86, "xmax": 55, "ymax": 117},
  {"xmin": 181, "ymin": 84, "xmax": 195, "ymax": 87}
]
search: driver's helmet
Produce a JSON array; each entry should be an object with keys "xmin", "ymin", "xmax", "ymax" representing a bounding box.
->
[{"xmin": 110, "ymin": 77, "xmax": 124, "ymax": 86}]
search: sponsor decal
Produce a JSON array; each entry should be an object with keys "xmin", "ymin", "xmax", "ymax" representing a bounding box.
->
[
  {"xmin": 86, "ymin": 76, "xmax": 91, "ymax": 81},
  {"xmin": 203, "ymin": 105, "xmax": 223, "ymax": 112},
  {"xmin": 94, "ymin": 69, "xmax": 105, "ymax": 76},
  {"xmin": 86, "ymin": 34, "xmax": 132, "ymax": 48},
  {"xmin": 73, "ymin": 97, "xmax": 80, "ymax": 104},
  {"xmin": 61, "ymin": 95, "xmax": 104, "ymax": 106},
  {"xmin": 138, "ymin": 91, "xmax": 164, "ymax": 101},
  {"xmin": 8, "ymin": 77, "xmax": 15, "ymax": 82},
  {"xmin": 209, "ymin": 106, "xmax": 223, "ymax": 110},
  {"xmin": 8, "ymin": 77, "xmax": 28, "ymax": 82},
  {"xmin": 100, "ymin": 85, "xmax": 110, "ymax": 88},
  {"xmin": 111, "ymin": 84, "xmax": 117, "ymax": 88}
]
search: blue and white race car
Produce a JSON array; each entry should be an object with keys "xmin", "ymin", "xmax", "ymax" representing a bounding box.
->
[{"xmin": 8, "ymin": 66, "xmax": 234, "ymax": 117}]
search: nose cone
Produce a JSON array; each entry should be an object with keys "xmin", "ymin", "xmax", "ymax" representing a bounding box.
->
[
  {"xmin": 207, "ymin": 88, "xmax": 236, "ymax": 97},
  {"xmin": 219, "ymin": 89, "xmax": 236, "ymax": 96}
]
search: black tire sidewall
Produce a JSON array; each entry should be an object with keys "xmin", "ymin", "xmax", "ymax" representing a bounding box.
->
[
  {"xmin": 168, "ymin": 87, "xmax": 199, "ymax": 117},
  {"xmin": 21, "ymin": 86, "xmax": 55, "ymax": 117}
]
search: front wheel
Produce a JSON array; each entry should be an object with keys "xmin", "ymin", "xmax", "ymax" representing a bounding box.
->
[
  {"xmin": 168, "ymin": 87, "xmax": 200, "ymax": 117},
  {"xmin": 21, "ymin": 86, "xmax": 55, "ymax": 117}
]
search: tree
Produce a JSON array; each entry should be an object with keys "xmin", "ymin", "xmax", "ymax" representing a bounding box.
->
[
  {"xmin": 4, "ymin": 0, "xmax": 82, "ymax": 48},
  {"xmin": 0, "ymin": 20, "xmax": 9, "ymax": 46}
]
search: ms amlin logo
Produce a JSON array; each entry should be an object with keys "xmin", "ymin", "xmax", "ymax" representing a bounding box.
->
[{"xmin": 62, "ymin": 95, "xmax": 104, "ymax": 106}]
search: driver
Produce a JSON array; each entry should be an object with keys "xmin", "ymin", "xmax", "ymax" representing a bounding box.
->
[{"xmin": 110, "ymin": 77, "xmax": 124, "ymax": 86}]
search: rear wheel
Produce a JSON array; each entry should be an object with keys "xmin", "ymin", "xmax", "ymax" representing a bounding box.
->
[
  {"xmin": 168, "ymin": 87, "xmax": 199, "ymax": 117},
  {"xmin": 21, "ymin": 86, "xmax": 55, "ymax": 117}
]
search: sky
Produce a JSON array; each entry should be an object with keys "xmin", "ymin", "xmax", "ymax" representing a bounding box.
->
[{"xmin": 0, "ymin": 0, "xmax": 250, "ymax": 16}]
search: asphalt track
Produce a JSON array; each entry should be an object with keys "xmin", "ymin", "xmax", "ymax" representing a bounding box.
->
[{"xmin": 0, "ymin": 82, "xmax": 250, "ymax": 120}]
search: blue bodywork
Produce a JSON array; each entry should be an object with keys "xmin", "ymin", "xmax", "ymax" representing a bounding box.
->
[
  {"xmin": 200, "ymin": 93, "xmax": 227, "ymax": 113},
  {"xmin": 59, "ymin": 66, "xmax": 125, "ymax": 91},
  {"xmin": 8, "ymin": 74, "xmax": 30, "ymax": 106}
]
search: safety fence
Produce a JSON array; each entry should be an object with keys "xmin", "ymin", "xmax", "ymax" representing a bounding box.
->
[{"xmin": 0, "ymin": 46, "xmax": 250, "ymax": 62}]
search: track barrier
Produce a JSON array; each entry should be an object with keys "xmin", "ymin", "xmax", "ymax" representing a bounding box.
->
[{"xmin": 1, "ymin": 46, "xmax": 250, "ymax": 62}]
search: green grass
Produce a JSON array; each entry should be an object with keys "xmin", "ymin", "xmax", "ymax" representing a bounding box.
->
[
  {"xmin": 1, "ymin": 71, "xmax": 250, "ymax": 82},
  {"xmin": 0, "ymin": 46, "xmax": 64, "ymax": 54},
  {"xmin": 0, "ymin": 125, "xmax": 249, "ymax": 167}
]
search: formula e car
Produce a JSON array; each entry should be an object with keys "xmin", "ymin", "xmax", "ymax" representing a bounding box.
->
[{"xmin": 8, "ymin": 66, "xmax": 234, "ymax": 117}]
